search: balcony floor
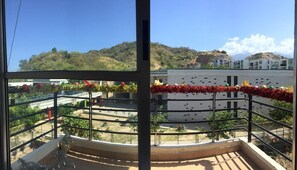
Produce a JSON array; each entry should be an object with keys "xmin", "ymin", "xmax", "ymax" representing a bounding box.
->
[{"xmin": 42, "ymin": 150, "xmax": 259, "ymax": 170}]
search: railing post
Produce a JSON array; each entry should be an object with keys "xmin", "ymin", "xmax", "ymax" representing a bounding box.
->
[
  {"xmin": 248, "ymin": 94, "xmax": 253, "ymax": 142},
  {"xmin": 153, "ymin": 95, "xmax": 158, "ymax": 145},
  {"xmin": 88, "ymin": 91, "xmax": 93, "ymax": 140},
  {"xmin": 212, "ymin": 92, "xmax": 217, "ymax": 143},
  {"xmin": 54, "ymin": 92, "xmax": 58, "ymax": 139},
  {"xmin": 0, "ymin": 0, "xmax": 10, "ymax": 168}
]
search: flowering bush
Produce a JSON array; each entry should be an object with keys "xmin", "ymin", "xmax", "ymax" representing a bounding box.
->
[{"xmin": 10, "ymin": 81, "xmax": 293, "ymax": 103}]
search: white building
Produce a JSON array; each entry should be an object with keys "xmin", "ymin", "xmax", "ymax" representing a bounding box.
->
[
  {"xmin": 33, "ymin": 79, "xmax": 68, "ymax": 85},
  {"xmin": 231, "ymin": 58, "xmax": 294, "ymax": 70},
  {"xmin": 232, "ymin": 60, "xmax": 249, "ymax": 69},
  {"xmin": 162, "ymin": 70, "xmax": 293, "ymax": 122},
  {"xmin": 212, "ymin": 59, "xmax": 232, "ymax": 68}
]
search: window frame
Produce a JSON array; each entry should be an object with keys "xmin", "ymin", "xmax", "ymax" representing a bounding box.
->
[{"xmin": 0, "ymin": 0, "xmax": 151, "ymax": 169}]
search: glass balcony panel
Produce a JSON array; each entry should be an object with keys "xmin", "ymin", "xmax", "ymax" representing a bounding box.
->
[
  {"xmin": 8, "ymin": 79, "xmax": 139, "ymax": 169},
  {"xmin": 6, "ymin": 0, "xmax": 136, "ymax": 72}
]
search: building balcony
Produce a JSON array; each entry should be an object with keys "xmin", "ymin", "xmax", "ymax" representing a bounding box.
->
[{"xmin": 8, "ymin": 86, "xmax": 293, "ymax": 169}]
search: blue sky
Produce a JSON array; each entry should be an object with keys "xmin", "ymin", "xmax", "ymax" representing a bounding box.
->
[{"xmin": 6, "ymin": 0, "xmax": 294, "ymax": 71}]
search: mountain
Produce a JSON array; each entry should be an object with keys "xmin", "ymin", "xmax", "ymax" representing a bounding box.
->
[
  {"xmin": 245, "ymin": 52, "xmax": 287, "ymax": 60},
  {"xmin": 18, "ymin": 42, "xmax": 197, "ymax": 71},
  {"xmin": 195, "ymin": 50, "xmax": 232, "ymax": 66},
  {"xmin": 231, "ymin": 53, "xmax": 251, "ymax": 60},
  {"xmin": 18, "ymin": 42, "xmax": 233, "ymax": 71}
]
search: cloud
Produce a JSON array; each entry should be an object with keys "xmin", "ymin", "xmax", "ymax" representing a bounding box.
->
[{"xmin": 220, "ymin": 34, "xmax": 294, "ymax": 56}]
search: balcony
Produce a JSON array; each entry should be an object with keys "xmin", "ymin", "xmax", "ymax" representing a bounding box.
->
[{"xmin": 8, "ymin": 84, "xmax": 292, "ymax": 169}]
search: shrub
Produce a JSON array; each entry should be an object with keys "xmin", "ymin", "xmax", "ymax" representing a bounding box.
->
[
  {"xmin": 269, "ymin": 101, "xmax": 293, "ymax": 123},
  {"xmin": 208, "ymin": 111, "xmax": 235, "ymax": 139}
]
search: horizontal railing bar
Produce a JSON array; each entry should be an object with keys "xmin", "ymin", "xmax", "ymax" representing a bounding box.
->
[
  {"xmin": 158, "ymin": 118, "xmax": 245, "ymax": 124},
  {"xmin": 70, "ymin": 116, "xmax": 244, "ymax": 125},
  {"xmin": 61, "ymin": 106, "xmax": 245, "ymax": 114},
  {"xmin": 9, "ymin": 96, "xmax": 55, "ymax": 107},
  {"xmin": 62, "ymin": 125, "xmax": 138, "ymax": 135},
  {"xmin": 10, "ymin": 119, "xmax": 53, "ymax": 137},
  {"xmin": 62, "ymin": 125, "xmax": 243, "ymax": 136},
  {"xmin": 10, "ymin": 128, "xmax": 56, "ymax": 152},
  {"xmin": 157, "ymin": 108, "xmax": 245, "ymax": 113},
  {"xmin": 157, "ymin": 109, "xmax": 214, "ymax": 113},
  {"xmin": 251, "ymin": 133, "xmax": 292, "ymax": 162},
  {"xmin": 156, "ymin": 127, "xmax": 243, "ymax": 135},
  {"xmin": 241, "ymin": 127, "xmax": 248, "ymax": 132},
  {"xmin": 161, "ymin": 98, "xmax": 213, "ymax": 102},
  {"xmin": 252, "ymin": 111, "xmax": 292, "ymax": 129},
  {"xmin": 58, "ymin": 95, "xmax": 89, "ymax": 100},
  {"xmin": 215, "ymin": 98, "xmax": 246, "ymax": 101},
  {"xmin": 160, "ymin": 98, "xmax": 245, "ymax": 102},
  {"xmin": 59, "ymin": 105, "xmax": 89, "ymax": 110},
  {"xmin": 91, "ymin": 118, "xmax": 245, "ymax": 124},
  {"xmin": 91, "ymin": 107, "xmax": 137, "ymax": 112},
  {"xmin": 101, "ymin": 98, "xmax": 137, "ymax": 101},
  {"xmin": 61, "ymin": 115, "xmax": 89, "ymax": 120},
  {"xmin": 252, "ymin": 100, "xmax": 292, "ymax": 112},
  {"xmin": 9, "ymin": 109, "xmax": 46, "ymax": 122},
  {"xmin": 215, "ymin": 108, "xmax": 245, "ymax": 112},
  {"xmin": 62, "ymin": 125, "xmax": 89, "ymax": 131},
  {"xmin": 252, "ymin": 122, "xmax": 292, "ymax": 145},
  {"xmin": 92, "ymin": 129, "xmax": 138, "ymax": 135},
  {"xmin": 92, "ymin": 118, "xmax": 136, "ymax": 124}
]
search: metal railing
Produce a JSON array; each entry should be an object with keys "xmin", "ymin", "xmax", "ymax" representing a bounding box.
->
[
  {"xmin": 246, "ymin": 94, "xmax": 293, "ymax": 162},
  {"xmin": 8, "ymin": 91, "xmax": 293, "ymax": 164}
]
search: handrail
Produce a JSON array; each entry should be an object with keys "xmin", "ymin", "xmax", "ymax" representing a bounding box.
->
[
  {"xmin": 252, "ymin": 122, "xmax": 292, "ymax": 145},
  {"xmin": 8, "ymin": 91, "xmax": 293, "ymax": 166},
  {"xmin": 251, "ymin": 111, "xmax": 292, "ymax": 129},
  {"xmin": 251, "ymin": 133, "xmax": 292, "ymax": 162},
  {"xmin": 9, "ymin": 109, "xmax": 46, "ymax": 122},
  {"xmin": 9, "ymin": 96, "xmax": 55, "ymax": 107},
  {"xmin": 252, "ymin": 99, "xmax": 292, "ymax": 113}
]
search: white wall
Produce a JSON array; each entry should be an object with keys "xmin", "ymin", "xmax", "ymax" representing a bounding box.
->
[{"xmin": 167, "ymin": 70, "xmax": 293, "ymax": 121}]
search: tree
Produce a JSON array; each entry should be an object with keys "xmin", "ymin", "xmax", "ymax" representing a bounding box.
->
[
  {"xmin": 51, "ymin": 47, "xmax": 57, "ymax": 53},
  {"xmin": 208, "ymin": 111, "xmax": 235, "ymax": 139},
  {"xmin": 58, "ymin": 106, "xmax": 75, "ymax": 116},
  {"xmin": 19, "ymin": 59, "xmax": 31, "ymax": 71},
  {"xmin": 175, "ymin": 124, "xmax": 186, "ymax": 144},
  {"xmin": 9, "ymin": 105, "xmax": 41, "ymax": 128},
  {"xmin": 269, "ymin": 101, "xmax": 293, "ymax": 123},
  {"xmin": 127, "ymin": 113, "xmax": 167, "ymax": 145},
  {"xmin": 127, "ymin": 114, "xmax": 138, "ymax": 131},
  {"xmin": 61, "ymin": 117, "xmax": 100, "ymax": 140},
  {"xmin": 151, "ymin": 113, "xmax": 167, "ymax": 133},
  {"xmin": 127, "ymin": 113, "xmax": 167, "ymax": 133},
  {"xmin": 151, "ymin": 113, "xmax": 167, "ymax": 145}
]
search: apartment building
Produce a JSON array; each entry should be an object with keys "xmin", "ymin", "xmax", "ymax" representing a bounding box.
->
[
  {"xmin": 151, "ymin": 69, "xmax": 293, "ymax": 122},
  {"xmin": 230, "ymin": 58, "xmax": 294, "ymax": 70},
  {"xmin": 212, "ymin": 59, "xmax": 232, "ymax": 68}
]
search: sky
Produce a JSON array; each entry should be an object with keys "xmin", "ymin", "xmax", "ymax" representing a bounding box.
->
[{"xmin": 5, "ymin": 0, "xmax": 294, "ymax": 71}]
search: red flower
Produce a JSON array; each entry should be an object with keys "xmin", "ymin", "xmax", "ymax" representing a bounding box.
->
[
  {"xmin": 150, "ymin": 84, "xmax": 292, "ymax": 103},
  {"xmin": 22, "ymin": 84, "xmax": 29, "ymax": 92},
  {"xmin": 120, "ymin": 82, "xmax": 126, "ymax": 87},
  {"xmin": 36, "ymin": 83, "xmax": 43, "ymax": 90}
]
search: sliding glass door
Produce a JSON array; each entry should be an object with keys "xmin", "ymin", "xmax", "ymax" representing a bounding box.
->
[{"xmin": 1, "ymin": 0, "xmax": 150, "ymax": 169}]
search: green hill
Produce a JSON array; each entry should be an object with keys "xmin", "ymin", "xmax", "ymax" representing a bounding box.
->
[
  {"xmin": 18, "ymin": 42, "xmax": 231, "ymax": 71},
  {"xmin": 245, "ymin": 52, "xmax": 287, "ymax": 60}
]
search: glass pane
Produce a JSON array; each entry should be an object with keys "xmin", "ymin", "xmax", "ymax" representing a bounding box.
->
[
  {"xmin": 151, "ymin": 0, "xmax": 293, "ymax": 169},
  {"xmin": 6, "ymin": 0, "xmax": 136, "ymax": 72},
  {"xmin": 9, "ymin": 79, "xmax": 139, "ymax": 169}
]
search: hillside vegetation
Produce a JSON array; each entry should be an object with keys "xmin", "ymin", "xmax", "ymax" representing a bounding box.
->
[
  {"xmin": 19, "ymin": 42, "xmax": 234, "ymax": 71},
  {"xmin": 19, "ymin": 42, "xmax": 285, "ymax": 71},
  {"xmin": 245, "ymin": 52, "xmax": 287, "ymax": 60}
]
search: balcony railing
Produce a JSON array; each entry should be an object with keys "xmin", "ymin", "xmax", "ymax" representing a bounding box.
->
[{"xmin": 8, "ymin": 91, "xmax": 293, "ymax": 168}]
